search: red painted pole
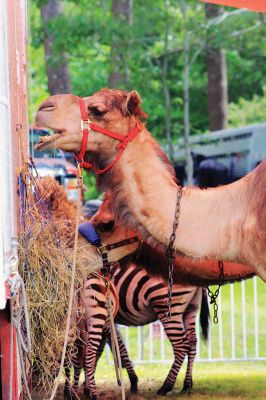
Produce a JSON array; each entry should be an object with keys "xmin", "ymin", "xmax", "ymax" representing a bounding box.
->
[{"xmin": 0, "ymin": 305, "xmax": 18, "ymax": 400}]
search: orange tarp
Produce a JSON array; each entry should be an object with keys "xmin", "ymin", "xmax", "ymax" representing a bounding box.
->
[{"xmin": 201, "ymin": 0, "xmax": 266, "ymax": 12}]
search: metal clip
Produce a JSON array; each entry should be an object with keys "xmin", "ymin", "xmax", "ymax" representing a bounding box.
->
[
  {"xmin": 81, "ymin": 119, "xmax": 91, "ymax": 130},
  {"xmin": 97, "ymin": 244, "xmax": 108, "ymax": 255}
]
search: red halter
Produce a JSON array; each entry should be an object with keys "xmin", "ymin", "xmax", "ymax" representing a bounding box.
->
[{"xmin": 74, "ymin": 97, "xmax": 143, "ymax": 174}]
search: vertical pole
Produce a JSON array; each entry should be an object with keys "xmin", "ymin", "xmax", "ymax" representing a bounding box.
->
[
  {"xmin": 181, "ymin": 0, "xmax": 194, "ymax": 185},
  {"xmin": 241, "ymin": 280, "xmax": 247, "ymax": 359},
  {"xmin": 230, "ymin": 285, "xmax": 235, "ymax": 360},
  {"xmin": 0, "ymin": 307, "xmax": 18, "ymax": 400},
  {"xmin": 208, "ymin": 321, "xmax": 212, "ymax": 360},
  {"xmin": 137, "ymin": 326, "xmax": 141, "ymax": 361},
  {"xmin": 160, "ymin": 322, "xmax": 165, "ymax": 362},
  {"xmin": 149, "ymin": 324, "xmax": 153, "ymax": 362},
  {"xmin": 253, "ymin": 277, "xmax": 259, "ymax": 358},
  {"xmin": 218, "ymin": 289, "xmax": 223, "ymax": 359}
]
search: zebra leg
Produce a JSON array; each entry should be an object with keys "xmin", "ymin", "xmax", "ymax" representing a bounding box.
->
[
  {"xmin": 82, "ymin": 276, "xmax": 109, "ymax": 399},
  {"xmin": 72, "ymin": 363, "xmax": 82, "ymax": 396},
  {"xmin": 64, "ymin": 365, "xmax": 72, "ymax": 399},
  {"xmin": 181, "ymin": 291, "xmax": 201, "ymax": 394},
  {"xmin": 95, "ymin": 335, "xmax": 107, "ymax": 365},
  {"xmin": 156, "ymin": 316, "xmax": 190, "ymax": 395},
  {"xmin": 105, "ymin": 326, "xmax": 138, "ymax": 393},
  {"xmin": 83, "ymin": 338, "xmax": 102, "ymax": 400}
]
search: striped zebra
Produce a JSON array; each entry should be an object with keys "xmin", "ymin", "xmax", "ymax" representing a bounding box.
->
[{"xmin": 64, "ymin": 263, "xmax": 209, "ymax": 400}]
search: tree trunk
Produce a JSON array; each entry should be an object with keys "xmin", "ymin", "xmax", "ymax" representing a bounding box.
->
[
  {"xmin": 181, "ymin": 0, "xmax": 193, "ymax": 186},
  {"xmin": 205, "ymin": 4, "xmax": 228, "ymax": 131},
  {"xmin": 162, "ymin": 0, "xmax": 174, "ymax": 161},
  {"xmin": 41, "ymin": 0, "xmax": 71, "ymax": 95},
  {"xmin": 108, "ymin": 0, "xmax": 132, "ymax": 88}
]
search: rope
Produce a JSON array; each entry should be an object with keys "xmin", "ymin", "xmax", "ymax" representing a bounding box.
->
[
  {"xmin": 105, "ymin": 281, "xmax": 125, "ymax": 400},
  {"xmin": 48, "ymin": 169, "xmax": 83, "ymax": 400}
]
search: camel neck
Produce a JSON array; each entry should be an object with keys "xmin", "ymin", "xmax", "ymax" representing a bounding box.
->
[{"xmin": 106, "ymin": 129, "xmax": 245, "ymax": 262}]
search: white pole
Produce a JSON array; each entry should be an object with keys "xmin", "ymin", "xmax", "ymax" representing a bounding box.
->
[
  {"xmin": 230, "ymin": 285, "xmax": 235, "ymax": 359},
  {"xmin": 218, "ymin": 288, "xmax": 223, "ymax": 359},
  {"xmin": 149, "ymin": 324, "xmax": 154, "ymax": 361},
  {"xmin": 160, "ymin": 321, "xmax": 165, "ymax": 361},
  {"xmin": 137, "ymin": 326, "xmax": 141, "ymax": 361},
  {"xmin": 253, "ymin": 277, "xmax": 259, "ymax": 358},
  {"xmin": 208, "ymin": 318, "xmax": 212, "ymax": 360},
  {"xmin": 241, "ymin": 280, "xmax": 247, "ymax": 359}
]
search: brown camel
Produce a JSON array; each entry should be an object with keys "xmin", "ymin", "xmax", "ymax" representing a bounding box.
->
[{"xmin": 34, "ymin": 89, "xmax": 266, "ymax": 280}]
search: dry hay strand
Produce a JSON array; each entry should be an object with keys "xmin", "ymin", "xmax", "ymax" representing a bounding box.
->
[{"xmin": 18, "ymin": 176, "xmax": 101, "ymax": 393}]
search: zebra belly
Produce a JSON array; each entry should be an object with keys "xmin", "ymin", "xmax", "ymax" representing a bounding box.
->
[{"xmin": 115, "ymin": 307, "xmax": 157, "ymax": 326}]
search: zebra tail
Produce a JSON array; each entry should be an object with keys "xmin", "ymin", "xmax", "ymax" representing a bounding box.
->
[{"xmin": 200, "ymin": 288, "xmax": 210, "ymax": 342}]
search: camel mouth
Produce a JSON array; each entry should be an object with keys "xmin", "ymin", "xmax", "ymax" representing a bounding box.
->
[{"xmin": 34, "ymin": 129, "xmax": 64, "ymax": 151}]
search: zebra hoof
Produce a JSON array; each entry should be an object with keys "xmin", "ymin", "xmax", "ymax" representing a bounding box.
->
[
  {"xmin": 180, "ymin": 386, "xmax": 192, "ymax": 395},
  {"xmin": 63, "ymin": 389, "xmax": 76, "ymax": 400},
  {"xmin": 83, "ymin": 387, "xmax": 100, "ymax": 400},
  {"xmin": 130, "ymin": 376, "xmax": 139, "ymax": 393},
  {"xmin": 156, "ymin": 384, "xmax": 173, "ymax": 396}
]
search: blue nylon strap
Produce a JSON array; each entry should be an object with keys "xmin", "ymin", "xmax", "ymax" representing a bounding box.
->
[{"xmin": 79, "ymin": 222, "xmax": 101, "ymax": 246}]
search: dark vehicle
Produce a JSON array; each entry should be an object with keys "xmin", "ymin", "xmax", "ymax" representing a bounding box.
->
[
  {"xmin": 30, "ymin": 127, "xmax": 77, "ymax": 177},
  {"xmin": 30, "ymin": 127, "xmax": 78, "ymax": 199}
]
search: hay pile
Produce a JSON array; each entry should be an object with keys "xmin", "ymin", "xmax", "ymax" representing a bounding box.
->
[{"xmin": 18, "ymin": 176, "xmax": 101, "ymax": 391}]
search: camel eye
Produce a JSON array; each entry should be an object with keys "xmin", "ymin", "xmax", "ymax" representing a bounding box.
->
[
  {"xmin": 89, "ymin": 106, "xmax": 107, "ymax": 117},
  {"xmin": 97, "ymin": 221, "xmax": 115, "ymax": 232}
]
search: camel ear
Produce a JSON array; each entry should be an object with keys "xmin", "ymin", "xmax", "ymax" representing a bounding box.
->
[{"xmin": 125, "ymin": 91, "xmax": 142, "ymax": 116}]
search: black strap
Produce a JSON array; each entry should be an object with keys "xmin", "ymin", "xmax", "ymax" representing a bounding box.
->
[{"xmin": 97, "ymin": 236, "xmax": 139, "ymax": 276}]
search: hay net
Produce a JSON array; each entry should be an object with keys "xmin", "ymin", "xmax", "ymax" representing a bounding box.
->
[{"xmin": 18, "ymin": 173, "xmax": 101, "ymax": 392}]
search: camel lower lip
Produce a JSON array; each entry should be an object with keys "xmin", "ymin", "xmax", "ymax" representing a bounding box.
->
[{"xmin": 34, "ymin": 133, "xmax": 62, "ymax": 150}]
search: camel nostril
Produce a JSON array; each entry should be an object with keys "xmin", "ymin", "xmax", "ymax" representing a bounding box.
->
[{"xmin": 38, "ymin": 100, "xmax": 56, "ymax": 112}]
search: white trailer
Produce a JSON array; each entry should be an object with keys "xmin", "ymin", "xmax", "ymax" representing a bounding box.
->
[
  {"xmin": 0, "ymin": 1, "xmax": 28, "ymax": 398},
  {"xmin": 173, "ymin": 123, "xmax": 266, "ymax": 179}
]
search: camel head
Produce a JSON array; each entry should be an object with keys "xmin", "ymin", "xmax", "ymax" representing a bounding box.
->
[
  {"xmin": 34, "ymin": 89, "xmax": 147, "ymax": 167},
  {"xmin": 90, "ymin": 192, "xmax": 138, "ymax": 248},
  {"xmin": 67, "ymin": 192, "xmax": 140, "ymax": 263}
]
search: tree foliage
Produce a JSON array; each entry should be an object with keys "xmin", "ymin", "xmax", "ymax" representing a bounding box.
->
[{"xmin": 29, "ymin": 0, "xmax": 266, "ymax": 140}]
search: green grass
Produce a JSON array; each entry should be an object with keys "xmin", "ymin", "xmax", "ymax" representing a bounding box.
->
[{"xmin": 93, "ymin": 361, "xmax": 266, "ymax": 399}]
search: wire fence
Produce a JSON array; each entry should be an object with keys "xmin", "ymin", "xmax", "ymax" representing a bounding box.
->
[{"xmin": 106, "ymin": 277, "xmax": 266, "ymax": 364}]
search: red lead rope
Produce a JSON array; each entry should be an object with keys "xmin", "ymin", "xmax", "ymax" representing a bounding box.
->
[{"xmin": 74, "ymin": 97, "xmax": 143, "ymax": 175}]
